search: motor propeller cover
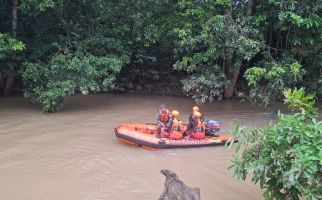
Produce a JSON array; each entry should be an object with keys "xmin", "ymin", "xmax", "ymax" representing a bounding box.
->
[{"xmin": 205, "ymin": 119, "xmax": 221, "ymax": 136}]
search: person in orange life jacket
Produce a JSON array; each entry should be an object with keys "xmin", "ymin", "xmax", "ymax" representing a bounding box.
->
[
  {"xmin": 156, "ymin": 104, "xmax": 172, "ymax": 137},
  {"xmin": 188, "ymin": 106, "xmax": 204, "ymax": 130},
  {"xmin": 169, "ymin": 110, "xmax": 183, "ymax": 140},
  {"xmin": 188, "ymin": 111, "xmax": 206, "ymax": 139}
]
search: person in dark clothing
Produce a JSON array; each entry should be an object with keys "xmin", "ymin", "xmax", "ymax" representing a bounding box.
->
[
  {"xmin": 188, "ymin": 106, "xmax": 204, "ymax": 131},
  {"xmin": 156, "ymin": 104, "xmax": 172, "ymax": 137},
  {"xmin": 188, "ymin": 111, "xmax": 205, "ymax": 139}
]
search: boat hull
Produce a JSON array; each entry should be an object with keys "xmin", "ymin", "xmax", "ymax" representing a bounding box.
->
[{"xmin": 114, "ymin": 123, "xmax": 237, "ymax": 149}]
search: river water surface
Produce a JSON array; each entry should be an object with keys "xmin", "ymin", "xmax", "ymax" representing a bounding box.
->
[{"xmin": 1, "ymin": 94, "xmax": 280, "ymax": 200}]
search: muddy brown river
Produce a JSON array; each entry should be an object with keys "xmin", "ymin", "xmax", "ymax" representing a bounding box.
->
[{"xmin": 0, "ymin": 94, "xmax": 281, "ymax": 199}]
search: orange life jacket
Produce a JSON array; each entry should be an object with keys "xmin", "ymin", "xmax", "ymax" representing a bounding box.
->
[
  {"xmin": 170, "ymin": 118, "xmax": 183, "ymax": 140},
  {"xmin": 194, "ymin": 120, "xmax": 204, "ymax": 133},
  {"xmin": 191, "ymin": 120, "xmax": 205, "ymax": 139},
  {"xmin": 159, "ymin": 109, "xmax": 170, "ymax": 123},
  {"xmin": 171, "ymin": 118, "xmax": 181, "ymax": 132}
]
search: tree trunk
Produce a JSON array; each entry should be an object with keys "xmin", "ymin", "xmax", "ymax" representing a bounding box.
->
[
  {"xmin": 12, "ymin": 0, "xmax": 18, "ymax": 37},
  {"xmin": 224, "ymin": 59, "xmax": 240, "ymax": 98},
  {"xmin": 247, "ymin": 0, "xmax": 254, "ymax": 17},
  {"xmin": 224, "ymin": 68, "xmax": 240, "ymax": 98},
  {"xmin": 0, "ymin": 74, "xmax": 4, "ymax": 94},
  {"xmin": 223, "ymin": 0, "xmax": 254, "ymax": 98},
  {"xmin": 3, "ymin": 0, "xmax": 19, "ymax": 96},
  {"xmin": 4, "ymin": 72, "xmax": 15, "ymax": 96}
]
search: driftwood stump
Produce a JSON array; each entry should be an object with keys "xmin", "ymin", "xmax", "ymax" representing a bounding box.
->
[{"xmin": 158, "ymin": 169, "xmax": 201, "ymax": 200}]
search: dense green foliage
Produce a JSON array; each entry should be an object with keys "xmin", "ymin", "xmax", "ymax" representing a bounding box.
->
[
  {"xmin": 173, "ymin": 0, "xmax": 262, "ymax": 101},
  {"xmin": 244, "ymin": 61, "xmax": 305, "ymax": 105},
  {"xmin": 21, "ymin": 50, "xmax": 127, "ymax": 112},
  {"xmin": 0, "ymin": 33, "xmax": 25, "ymax": 96},
  {"xmin": 0, "ymin": 33, "xmax": 25, "ymax": 59},
  {"xmin": 244, "ymin": 0, "xmax": 322, "ymax": 104},
  {"xmin": 0, "ymin": 0, "xmax": 321, "ymax": 111},
  {"xmin": 227, "ymin": 88, "xmax": 322, "ymax": 199}
]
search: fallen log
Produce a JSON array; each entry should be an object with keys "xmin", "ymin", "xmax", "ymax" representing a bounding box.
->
[{"xmin": 158, "ymin": 169, "xmax": 201, "ymax": 200}]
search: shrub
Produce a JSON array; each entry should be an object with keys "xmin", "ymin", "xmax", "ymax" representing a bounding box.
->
[{"xmin": 227, "ymin": 88, "xmax": 322, "ymax": 200}]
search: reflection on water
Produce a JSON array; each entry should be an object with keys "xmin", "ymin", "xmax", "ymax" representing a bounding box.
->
[{"xmin": 0, "ymin": 94, "xmax": 280, "ymax": 200}]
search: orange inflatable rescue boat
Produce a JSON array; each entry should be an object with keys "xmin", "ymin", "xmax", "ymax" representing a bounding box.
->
[{"xmin": 114, "ymin": 120, "xmax": 237, "ymax": 149}]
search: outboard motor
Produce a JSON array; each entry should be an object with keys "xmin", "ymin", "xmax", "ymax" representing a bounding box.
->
[{"xmin": 205, "ymin": 119, "xmax": 221, "ymax": 136}]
